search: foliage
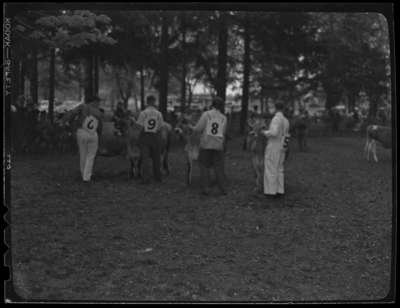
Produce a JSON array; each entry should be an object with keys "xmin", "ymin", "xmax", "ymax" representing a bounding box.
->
[{"xmin": 13, "ymin": 9, "xmax": 391, "ymax": 120}]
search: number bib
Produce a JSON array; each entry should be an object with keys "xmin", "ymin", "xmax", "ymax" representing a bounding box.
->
[
  {"xmin": 205, "ymin": 116, "xmax": 225, "ymax": 137},
  {"xmin": 144, "ymin": 117, "xmax": 158, "ymax": 133},
  {"xmin": 282, "ymin": 135, "xmax": 290, "ymax": 150},
  {"xmin": 82, "ymin": 115, "xmax": 99, "ymax": 134}
]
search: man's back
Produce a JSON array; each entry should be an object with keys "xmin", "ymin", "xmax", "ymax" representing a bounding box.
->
[
  {"xmin": 137, "ymin": 106, "xmax": 163, "ymax": 133},
  {"xmin": 195, "ymin": 108, "xmax": 227, "ymax": 150}
]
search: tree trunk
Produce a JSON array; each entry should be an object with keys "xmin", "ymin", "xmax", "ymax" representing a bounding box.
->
[
  {"xmin": 367, "ymin": 93, "xmax": 378, "ymax": 123},
  {"xmin": 93, "ymin": 55, "xmax": 99, "ymax": 96},
  {"xmin": 216, "ymin": 12, "xmax": 228, "ymax": 109},
  {"xmin": 180, "ymin": 13, "xmax": 187, "ymax": 112},
  {"xmin": 240, "ymin": 16, "xmax": 250, "ymax": 134},
  {"xmin": 324, "ymin": 80, "xmax": 340, "ymax": 110},
  {"xmin": 48, "ymin": 48, "xmax": 55, "ymax": 123},
  {"xmin": 159, "ymin": 12, "xmax": 169, "ymax": 117},
  {"xmin": 140, "ymin": 65, "xmax": 145, "ymax": 110},
  {"xmin": 30, "ymin": 48, "xmax": 38, "ymax": 107},
  {"xmin": 84, "ymin": 54, "xmax": 94, "ymax": 101}
]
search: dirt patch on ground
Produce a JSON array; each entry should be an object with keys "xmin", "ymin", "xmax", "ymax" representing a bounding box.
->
[{"xmin": 9, "ymin": 136, "xmax": 392, "ymax": 301}]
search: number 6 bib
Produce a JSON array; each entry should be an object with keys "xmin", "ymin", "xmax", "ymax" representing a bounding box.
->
[
  {"xmin": 82, "ymin": 115, "xmax": 99, "ymax": 134},
  {"xmin": 205, "ymin": 117, "xmax": 225, "ymax": 137}
]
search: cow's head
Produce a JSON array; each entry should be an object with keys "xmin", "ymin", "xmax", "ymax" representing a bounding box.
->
[
  {"xmin": 175, "ymin": 115, "xmax": 196, "ymax": 142},
  {"xmin": 246, "ymin": 117, "xmax": 269, "ymax": 151},
  {"xmin": 118, "ymin": 116, "xmax": 140, "ymax": 135}
]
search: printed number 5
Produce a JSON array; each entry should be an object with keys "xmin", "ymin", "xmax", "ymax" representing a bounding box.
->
[
  {"xmin": 148, "ymin": 119, "xmax": 156, "ymax": 130},
  {"xmin": 284, "ymin": 136, "xmax": 290, "ymax": 148}
]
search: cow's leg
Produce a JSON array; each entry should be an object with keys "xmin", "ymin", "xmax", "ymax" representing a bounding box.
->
[
  {"xmin": 134, "ymin": 156, "xmax": 143, "ymax": 179},
  {"xmin": 372, "ymin": 140, "xmax": 378, "ymax": 162},
  {"xmin": 255, "ymin": 170, "xmax": 261, "ymax": 192},
  {"xmin": 365, "ymin": 140, "xmax": 371, "ymax": 161},
  {"xmin": 368, "ymin": 141, "xmax": 374, "ymax": 161},
  {"xmin": 367, "ymin": 140, "xmax": 373, "ymax": 161},
  {"xmin": 163, "ymin": 150, "xmax": 170, "ymax": 176},
  {"xmin": 257, "ymin": 159, "xmax": 264, "ymax": 193},
  {"xmin": 187, "ymin": 158, "xmax": 192, "ymax": 185},
  {"xmin": 252, "ymin": 157, "xmax": 260, "ymax": 192},
  {"xmin": 364, "ymin": 139, "xmax": 369, "ymax": 159}
]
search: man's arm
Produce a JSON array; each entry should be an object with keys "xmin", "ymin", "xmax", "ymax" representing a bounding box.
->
[
  {"xmin": 136, "ymin": 112, "xmax": 145, "ymax": 127},
  {"xmin": 62, "ymin": 104, "xmax": 83, "ymax": 125},
  {"xmin": 192, "ymin": 113, "xmax": 207, "ymax": 133},
  {"xmin": 262, "ymin": 116, "xmax": 279, "ymax": 137}
]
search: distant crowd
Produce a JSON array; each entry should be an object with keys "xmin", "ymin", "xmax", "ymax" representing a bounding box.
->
[{"xmin": 10, "ymin": 94, "xmax": 390, "ymax": 155}]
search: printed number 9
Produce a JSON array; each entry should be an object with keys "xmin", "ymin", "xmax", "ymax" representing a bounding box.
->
[
  {"xmin": 148, "ymin": 119, "xmax": 156, "ymax": 130},
  {"xmin": 211, "ymin": 123, "xmax": 219, "ymax": 135}
]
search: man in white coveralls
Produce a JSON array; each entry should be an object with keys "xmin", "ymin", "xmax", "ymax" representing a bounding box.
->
[
  {"xmin": 62, "ymin": 96, "xmax": 103, "ymax": 183},
  {"xmin": 261, "ymin": 100, "xmax": 290, "ymax": 198}
]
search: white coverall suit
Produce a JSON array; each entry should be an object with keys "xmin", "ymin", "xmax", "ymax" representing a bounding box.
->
[
  {"xmin": 64, "ymin": 103, "xmax": 102, "ymax": 182},
  {"xmin": 262, "ymin": 111, "xmax": 290, "ymax": 195}
]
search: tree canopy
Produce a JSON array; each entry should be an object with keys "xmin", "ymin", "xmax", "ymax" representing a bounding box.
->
[{"xmin": 12, "ymin": 9, "xmax": 391, "ymax": 121}]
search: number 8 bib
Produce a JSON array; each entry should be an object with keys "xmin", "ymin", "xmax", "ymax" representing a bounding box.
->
[{"xmin": 206, "ymin": 117, "xmax": 225, "ymax": 137}]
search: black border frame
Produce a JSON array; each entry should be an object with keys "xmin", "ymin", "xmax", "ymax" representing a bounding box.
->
[{"xmin": 3, "ymin": 1, "xmax": 397, "ymax": 304}]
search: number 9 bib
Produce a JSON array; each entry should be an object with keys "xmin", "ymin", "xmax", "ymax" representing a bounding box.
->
[
  {"xmin": 82, "ymin": 115, "xmax": 99, "ymax": 133},
  {"xmin": 144, "ymin": 118, "xmax": 158, "ymax": 133},
  {"xmin": 205, "ymin": 117, "xmax": 225, "ymax": 137}
]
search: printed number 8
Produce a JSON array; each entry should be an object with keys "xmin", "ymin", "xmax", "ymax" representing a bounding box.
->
[
  {"xmin": 148, "ymin": 119, "xmax": 156, "ymax": 130},
  {"xmin": 211, "ymin": 122, "xmax": 219, "ymax": 135}
]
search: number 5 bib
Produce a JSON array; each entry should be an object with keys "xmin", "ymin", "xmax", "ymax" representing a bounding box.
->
[
  {"xmin": 205, "ymin": 116, "xmax": 225, "ymax": 137},
  {"xmin": 82, "ymin": 115, "xmax": 99, "ymax": 134}
]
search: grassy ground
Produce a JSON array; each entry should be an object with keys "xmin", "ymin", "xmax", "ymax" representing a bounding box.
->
[{"xmin": 9, "ymin": 135, "xmax": 393, "ymax": 302}]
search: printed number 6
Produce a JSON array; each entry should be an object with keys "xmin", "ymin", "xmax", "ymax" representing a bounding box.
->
[
  {"xmin": 211, "ymin": 122, "xmax": 219, "ymax": 135},
  {"xmin": 87, "ymin": 119, "xmax": 94, "ymax": 130},
  {"xmin": 148, "ymin": 119, "xmax": 156, "ymax": 130}
]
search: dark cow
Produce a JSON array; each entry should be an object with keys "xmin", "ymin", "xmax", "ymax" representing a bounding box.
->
[
  {"xmin": 175, "ymin": 114, "xmax": 201, "ymax": 185},
  {"xmin": 246, "ymin": 118, "xmax": 268, "ymax": 192},
  {"xmin": 364, "ymin": 125, "xmax": 391, "ymax": 162},
  {"xmin": 98, "ymin": 118, "xmax": 172, "ymax": 178}
]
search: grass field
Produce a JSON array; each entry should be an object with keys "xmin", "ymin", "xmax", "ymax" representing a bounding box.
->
[{"xmin": 9, "ymin": 135, "xmax": 393, "ymax": 302}]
